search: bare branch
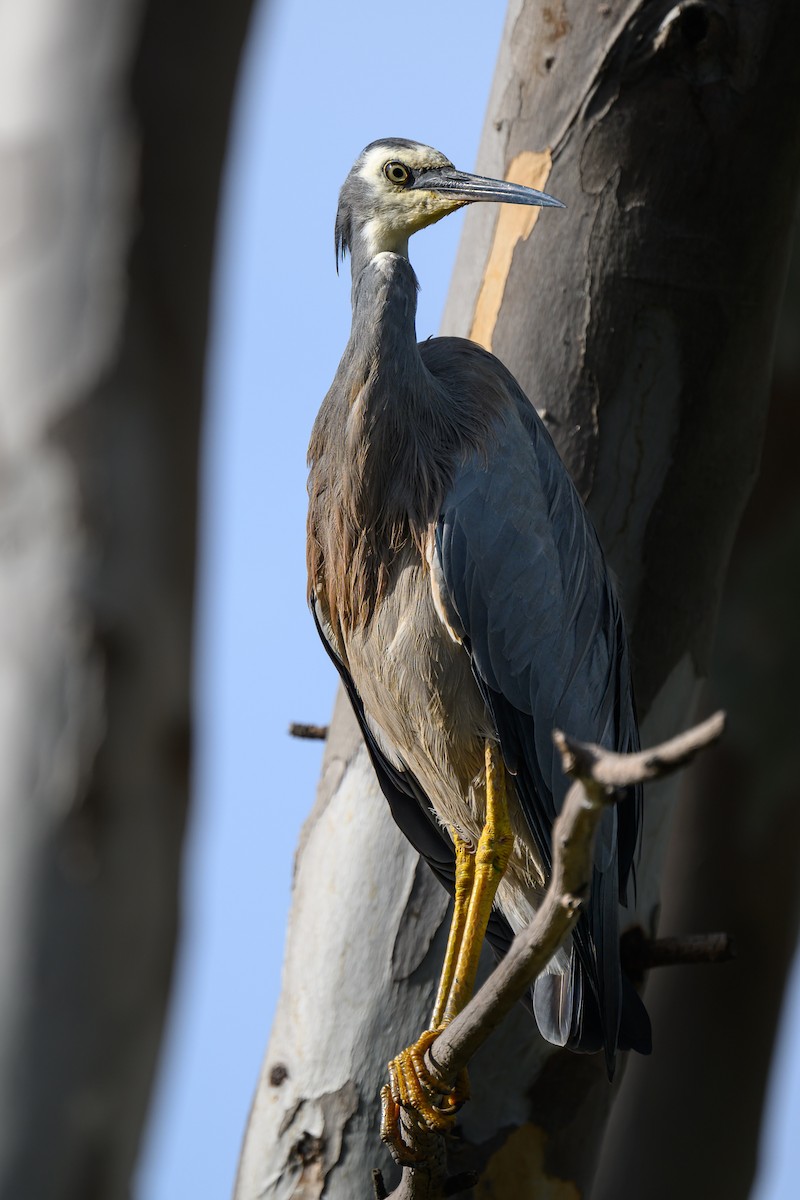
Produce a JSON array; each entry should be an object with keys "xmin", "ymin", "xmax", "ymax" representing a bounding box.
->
[
  {"xmin": 555, "ymin": 711, "xmax": 726, "ymax": 790},
  {"xmin": 430, "ymin": 712, "xmax": 725, "ymax": 1087},
  {"xmin": 384, "ymin": 712, "xmax": 725, "ymax": 1197}
]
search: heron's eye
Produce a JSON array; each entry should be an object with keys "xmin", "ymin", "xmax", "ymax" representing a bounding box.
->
[{"xmin": 383, "ymin": 161, "xmax": 411, "ymax": 186}]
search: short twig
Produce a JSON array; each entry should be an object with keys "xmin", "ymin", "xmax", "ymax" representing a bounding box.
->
[
  {"xmin": 622, "ymin": 928, "xmax": 735, "ymax": 978},
  {"xmin": 373, "ymin": 1168, "xmax": 389, "ymax": 1200},
  {"xmin": 288, "ymin": 722, "xmax": 329, "ymax": 740}
]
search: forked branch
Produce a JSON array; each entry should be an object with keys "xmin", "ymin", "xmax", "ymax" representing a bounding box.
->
[{"xmin": 381, "ymin": 710, "xmax": 725, "ymax": 1199}]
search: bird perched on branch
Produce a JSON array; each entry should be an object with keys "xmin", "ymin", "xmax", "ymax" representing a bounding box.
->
[{"xmin": 307, "ymin": 138, "xmax": 651, "ymax": 1150}]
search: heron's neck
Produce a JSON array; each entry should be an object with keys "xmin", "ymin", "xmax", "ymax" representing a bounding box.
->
[
  {"xmin": 347, "ymin": 213, "xmax": 410, "ymax": 287},
  {"xmin": 349, "ymin": 252, "xmax": 420, "ymax": 371}
]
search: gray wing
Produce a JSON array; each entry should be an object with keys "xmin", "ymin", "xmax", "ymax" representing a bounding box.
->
[{"xmin": 433, "ymin": 359, "xmax": 648, "ymax": 1071}]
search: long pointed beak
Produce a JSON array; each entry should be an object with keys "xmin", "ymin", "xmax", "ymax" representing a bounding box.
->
[{"xmin": 411, "ymin": 166, "xmax": 564, "ymax": 209}]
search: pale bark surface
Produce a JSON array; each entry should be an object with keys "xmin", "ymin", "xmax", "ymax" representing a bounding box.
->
[
  {"xmin": 0, "ymin": 2, "xmax": 253, "ymax": 1196},
  {"xmin": 239, "ymin": 1, "xmax": 800, "ymax": 1196}
]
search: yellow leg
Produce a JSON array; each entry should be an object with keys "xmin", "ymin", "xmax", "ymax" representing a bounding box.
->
[
  {"xmin": 431, "ymin": 833, "xmax": 474, "ymax": 1029},
  {"xmin": 443, "ymin": 741, "xmax": 513, "ymax": 1022},
  {"xmin": 381, "ymin": 742, "xmax": 513, "ymax": 1161}
]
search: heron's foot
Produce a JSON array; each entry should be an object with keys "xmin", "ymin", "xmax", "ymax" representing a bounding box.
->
[{"xmin": 380, "ymin": 1029, "xmax": 469, "ymax": 1164}]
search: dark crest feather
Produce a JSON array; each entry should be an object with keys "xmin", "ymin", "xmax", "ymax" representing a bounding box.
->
[{"xmin": 334, "ymin": 204, "xmax": 351, "ymax": 271}]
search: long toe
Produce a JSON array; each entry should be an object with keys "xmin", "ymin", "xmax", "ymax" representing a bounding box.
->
[{"xmin": 380, "ymin": 1029, "xmax": 469, "ymax": 1164}]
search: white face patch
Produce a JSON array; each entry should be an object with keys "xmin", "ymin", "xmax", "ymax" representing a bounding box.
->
[
  {"xmin": 356, "ymin": 141, "xmax": 466, "ymax": 258},
  {"xmin": 357, "ymin": 142, "xmax": 452, "ymax": 184}
]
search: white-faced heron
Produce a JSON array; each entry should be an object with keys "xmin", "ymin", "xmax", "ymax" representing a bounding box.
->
[{"xmin": 306, "ymin": 138, "xmax": 651, "ymax": 1153}]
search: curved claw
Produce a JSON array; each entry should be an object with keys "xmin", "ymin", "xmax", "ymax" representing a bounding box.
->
[
  {"xmin": 380, "ymin": 1029, "xmax": 470, "ymax": 1162},
  {"xmin": 380, "ymin": 1085, "xmax": 422, "ymax": 1166}
]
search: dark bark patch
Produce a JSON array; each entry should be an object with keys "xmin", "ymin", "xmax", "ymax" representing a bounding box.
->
[
  {"xmin": 391, "ymin": 858, "xmax": 451, "ymax": 982},
  {"xmin": 270, "ymin": 1063, "xmax": 289, "ymax": 1087},
  {"xmin": 273, "ymin": 1082, "xmax": 360, "ymax": 1198}
]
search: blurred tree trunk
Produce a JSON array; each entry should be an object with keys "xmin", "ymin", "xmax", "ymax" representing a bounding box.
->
[
  {"xmin": 237, "ymin": 1, "xmax": 800, "ymax": 1197},
  {"xmin": 0, "ymin": 2, "xmax": 253, "ymax": 1197}
]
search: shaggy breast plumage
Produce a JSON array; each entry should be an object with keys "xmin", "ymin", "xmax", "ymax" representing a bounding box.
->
[{"xmin": 306, "ymin": 258, "xmax": 506, "ymax": 636}]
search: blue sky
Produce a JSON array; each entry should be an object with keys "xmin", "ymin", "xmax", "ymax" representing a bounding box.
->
[{"xmin": 134, "ymin": 3, "xmax": 800, "ymax": 1197}]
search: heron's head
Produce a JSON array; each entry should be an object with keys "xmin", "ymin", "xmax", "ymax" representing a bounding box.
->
[{"xmin": 335, "ymin": 138, "xmax": 563, "ymax": 273}]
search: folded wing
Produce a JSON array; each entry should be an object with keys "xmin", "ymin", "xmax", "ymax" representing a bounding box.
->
[{"xmin": 431, "ymin": 344, "xmax": 649, "ymax": 1071}]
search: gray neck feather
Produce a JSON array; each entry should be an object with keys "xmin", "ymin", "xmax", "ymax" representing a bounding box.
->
[{"xmin": 349, "ymin": 254, "xmax": 420, "ymax": 377}]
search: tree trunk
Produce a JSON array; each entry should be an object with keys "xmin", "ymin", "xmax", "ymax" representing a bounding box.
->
[
  {"xmin": 237, "ymin": 1, "xmax": 800, "ymax": 1195},
  {"xmin": 0, "ymin": 2, "xmax": 253, "ymax": 1196},
  {"xmin": 594, "ymin": 214, "xmax": 800, "ymax": 1200}
]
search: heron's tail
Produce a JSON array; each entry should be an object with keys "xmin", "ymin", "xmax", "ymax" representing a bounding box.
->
[
  {"xmin": 532, "ymin": 949, "xmax": 650, "ymax": 1076},
  {"xmin": 531, "ymin": 864, "xmax": 651, "ymax": 1076}
]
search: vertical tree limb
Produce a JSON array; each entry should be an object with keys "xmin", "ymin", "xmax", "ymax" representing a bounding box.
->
[
  {"xmin": 239, "ymin": 1, "xmax": 800, "ymax": 1195},
  {"xmin": 595, "ymin": 218, "xmax": 800, "ymax": 1200}
]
